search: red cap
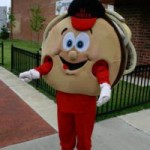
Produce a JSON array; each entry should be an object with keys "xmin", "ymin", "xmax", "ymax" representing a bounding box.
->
[{"xmin": 71, "ymin": 17, "xmax": 96, "ymax": 31}]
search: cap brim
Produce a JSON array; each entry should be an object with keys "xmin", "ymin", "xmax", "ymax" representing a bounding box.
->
[{"xmin": 71, "ymin": 17, "xmax": 96, "ymax": 31}]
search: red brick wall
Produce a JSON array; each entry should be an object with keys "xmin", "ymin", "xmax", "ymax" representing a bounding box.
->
[
  {"xmin": 115, "ymin": 4, "xmax": 150, "ymax": 65},
  {"xmin": 13, "ymin": 0, "xmax": 56, "ymax": 43}
]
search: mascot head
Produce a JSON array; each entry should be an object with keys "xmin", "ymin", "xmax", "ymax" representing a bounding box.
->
[{"xmin": 41, "ymin": 0, "xmax": 136, "ymax": 95}]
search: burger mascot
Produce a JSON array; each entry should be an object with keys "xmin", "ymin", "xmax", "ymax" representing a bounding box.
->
[{"xmin": 19, "ymin": 0, "xmax": 136, "ymax": 149}]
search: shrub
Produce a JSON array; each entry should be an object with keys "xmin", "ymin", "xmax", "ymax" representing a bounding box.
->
[{"xmin": 0, "ymin": 25, "xmax": 9, "ymax": 40}]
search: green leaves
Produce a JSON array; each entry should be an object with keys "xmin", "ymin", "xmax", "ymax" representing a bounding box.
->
[
  {"xmin": 30, "ymin": 5, "xmax": 45, "ymax": 32},
  {"xmin": 0, "ymin": 25, "xmax": 9, "ymax": 40}
]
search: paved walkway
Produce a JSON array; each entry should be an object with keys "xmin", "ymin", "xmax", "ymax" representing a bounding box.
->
[{"xmin": 0, "ymin": 66, "xmax": 150, "ymax": 150}]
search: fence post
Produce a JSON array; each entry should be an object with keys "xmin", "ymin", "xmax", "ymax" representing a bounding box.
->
[
  {"xmin": 0, "ymin": 42, "xmax": 4, "ymax": 65},
  {"xmin": 36, "ymin": 50, "xmax": 40, "ymax": 66},
  {"xmin": 1, "ymin": 42, "xmax": 4, "ymax": 65},
  {"xmin": 35, "ymin": 50, "xmax": 41, "ymax": 87},
  {"xmin": 11, "ymin": 44, "xmax": 14, "ymax": 72}
]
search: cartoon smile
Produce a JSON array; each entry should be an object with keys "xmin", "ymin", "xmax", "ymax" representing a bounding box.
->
[{"xmin": 60, "ymin": 57, "xmax": 87, "ymax": 70}]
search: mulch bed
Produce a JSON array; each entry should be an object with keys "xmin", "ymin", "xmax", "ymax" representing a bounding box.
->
[{"xmin": 0, "ymin": 80, "xmax": 57, "ymax": 148}]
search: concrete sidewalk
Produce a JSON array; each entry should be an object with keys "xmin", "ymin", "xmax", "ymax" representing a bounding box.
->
[{"xmin": 0, "ymin": 66, "xmax": 150, "ymax": 150}]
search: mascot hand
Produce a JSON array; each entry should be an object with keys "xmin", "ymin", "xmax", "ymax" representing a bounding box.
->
[
  {"xmin": 97, "ymin": 83, "xmax": 111, "ymax": 107},
  {"xmin": 19, "ymin": 69, "xmax": 40, "ymax": 82}
]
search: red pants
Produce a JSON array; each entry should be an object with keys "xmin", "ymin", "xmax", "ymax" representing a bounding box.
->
[
  {"xmin": 57, "ymin": 110, "xmax": 96, "ymax": 150},
  {"xmin": 56, "ymin": 92, "xmax": 96, "ymax": 150}
]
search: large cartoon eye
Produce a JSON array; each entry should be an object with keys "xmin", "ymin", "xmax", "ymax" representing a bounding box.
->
[
  {"xmin": 63, "ymin": 32, "xmax": 75, "ymax": 51},
  {"xmin": 75, "ymin": 32, "xmax": 90, "ymax": 52}
]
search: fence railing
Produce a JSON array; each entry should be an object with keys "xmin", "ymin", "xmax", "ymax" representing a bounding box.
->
[
  {"xmin": 11, "ymin": 45, "xmax": 56, "ymax": 98},
  {"xmin": 0, "ymin": 42, "xmax": 4, "ymax": 65},
  {"xmin": 97, "ymin": 65, "xmax": 150, "ymax": 116},
  {"xmin": 11, "ymin": 45, "xmax": 150, "ymax": 116}
]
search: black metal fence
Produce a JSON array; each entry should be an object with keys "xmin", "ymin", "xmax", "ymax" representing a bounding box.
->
[
  {"xmin": 97, "ymin": 65, "xmax": 150, "ymax": 116},
  {"xmin": 0, "ymin": 42, "xmax": 4, "ymax": 65},
  {"xmin": 11, "ymin": 45, "xmax": 56, "ymax": 97},
  {"xmin": 11, "ymin": 45, "xmax": 150, "ymax": 116}
]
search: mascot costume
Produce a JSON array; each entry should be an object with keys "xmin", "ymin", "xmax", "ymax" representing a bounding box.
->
[{"xmin": 19, "ymin": 0, "xmax": 136, "ymax": 149}]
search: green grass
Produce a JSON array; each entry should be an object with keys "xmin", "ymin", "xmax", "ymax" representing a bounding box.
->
[
  {"xmin": 111, "ymin": 81, "xmax": 149, "ymax": 108},
  {"xmin": 0, "ymin": 39, "xmax": 41, "ymax": 70}
]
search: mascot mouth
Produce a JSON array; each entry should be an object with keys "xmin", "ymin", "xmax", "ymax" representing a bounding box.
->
[{"xmin": 60, "ymin": 57, "xmax": 87, "ymax": 70}]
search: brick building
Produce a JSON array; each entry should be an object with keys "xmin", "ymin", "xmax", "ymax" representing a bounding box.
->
[
  {"xmin": 11, "ymin": 0, "xmax": 150, "ymax": 65},
  {"xmin": 114, "ymin": 0, "xmax": 150, "ymax": 65}
]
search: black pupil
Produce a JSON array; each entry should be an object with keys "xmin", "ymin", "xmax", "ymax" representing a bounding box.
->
[
  {"xmin": 67, "ymin": 40, "xmax": 72, "ymax": 47},
  {"xmin": 77, "ymin": 41, "xmax": 84, "ymax": 48}
]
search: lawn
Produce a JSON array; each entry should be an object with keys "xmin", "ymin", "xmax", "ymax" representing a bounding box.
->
[{"xmin": 0, "ymin": 39, "xmax": 41, "ymax": 70}]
